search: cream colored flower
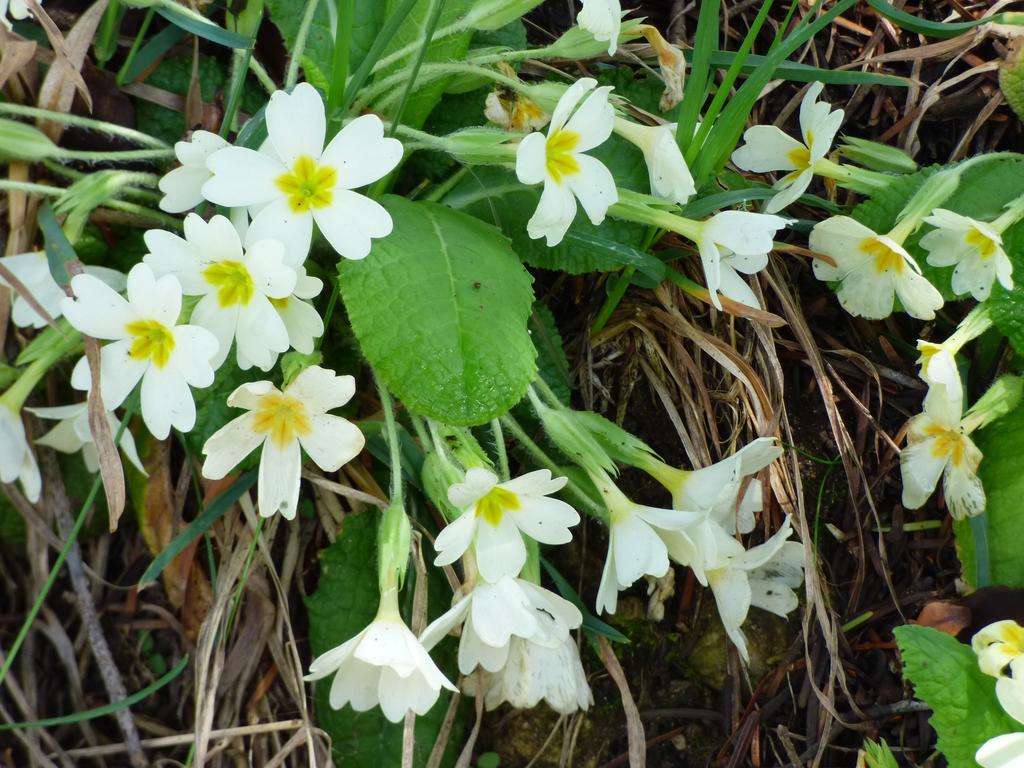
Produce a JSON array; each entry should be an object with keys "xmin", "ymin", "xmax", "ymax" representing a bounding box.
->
[
  {"xmin": 577, "ymin": 0, "xmax": 622, "ymax": 56},
  {"xmin": 158, "ymin": 130, "xmax": 229, "ymax": 213},
  {"xmin": 921, "ymin": 209, "xmax": 1013, "ymax": 301},
  {"xmin": 0, "ymin": 404, "xmax": 40, "ymax": 502},
  {"xmin": 201, "ymin": 365, "xmax": 364, "ymax": 519},
  {"xmin": 614, "ymin": 119, "xmax": 695, "ymax": 205},
  {"xmin": 27, "ymin": 402, "xmax": 144, "ymax": 475},
  {"xmin": 0, "ymin": 252, "xmax": 124, "ymax": 329},
  {"xmin": 515, "ymin": 78, "xmax": 617, "ymax": 246}
]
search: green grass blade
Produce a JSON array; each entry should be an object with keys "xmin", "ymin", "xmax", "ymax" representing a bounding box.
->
[
  {"xmin": 154, "ymin": 5, "xmax": 251, "ymax": 48},
  {"xmin": 700, "ymin": 50, "xmax": 909, "ymax": 86},
  {"xmin": 675, "ymin": 0, "xmax": 719, "ymax": 154},
  {"xmin": 0, "ymin": 655, "xmax": 189, "ymax": 730},
  {"xmin": 866, "ymin": 0, "xmax": 1024, "ymax": 39},
  {"xmin": 139, "ymin": 470, "xmax": 258, "ymax": 586},
  {"xmin": 327, "ymin": 0, "xmax": 355, "ymax": 130},
  {"xmin": 118, "ymin": 23, "xmax": 184, "ymax": 85},
  {"xmin": 687, "ymin": 0, "xmax": 775, "ymax": 165}
]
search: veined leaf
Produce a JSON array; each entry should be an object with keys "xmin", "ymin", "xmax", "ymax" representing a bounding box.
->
[
  {"xmin": 895, "ymin": 625, "xmax": 1019, "ymax": 768},
  {"xmin": 339, "ymin": 196, "xmax": 536, "ymax": 426}
]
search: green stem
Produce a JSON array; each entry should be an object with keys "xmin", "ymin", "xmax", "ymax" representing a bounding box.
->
[
  {"xmin": 340, "ymin": 0, "xmax": 419, "ymax": 113},
  {"xmin": 115, "ymin": 8, "xmax": 155, "ymax": 87},
  {"xmin": 225, "ymin": 515, "xmax": 265, "ymax": 637},
  {"xmin": 813, "ymin": 157, "xmax": 890, "ymax": 194},
  {"xmin": 221, "ymin": 45, "xmax": 256, "ymax": 139},
  {"xmin": 0, "ymin": 103, "xmax": 168, "ymax": 148},
  {"xmin": 375, "ymin": 372, "xmax": 404, "ymax": 507},
  {"xmin": 491, "ymin": 418, "xmax": 509, "ymax": 482},
  {"xmin": 327, "ymin": 0, "xmax": 355, "ymax": 132},
  {"xmin": 59, "ymin": 148, "xmax": 174, "ymax": 163},
  {"xmin": 285, "ymin": 0, "xmax": 321, "ymax": 89},
  {"xmin": 591, "ymin": 268, "xmax": 634, "ymax": 335}
]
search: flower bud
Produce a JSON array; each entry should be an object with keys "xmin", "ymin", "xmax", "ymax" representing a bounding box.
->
[
  {"xmin": 441, "ymin": 127, "xmax": 519, "ymax": 164},
  {"xmin": 0, "ymin": 119, "xmax": 59, "ymax": 162},
  {"xmin": 378, "ymin": 502, "xmax": 412, "ymax": 592},
  {"xmin": 462, "ymin": 0, "xmax": 545, "ymax": 31},
  {"xmin": 837, "ymin": 136, "xmax": 918, "ymax": 174},
  {"xmin": 543, "ymin": 17, "xmax": 644, "ymax": 61}
]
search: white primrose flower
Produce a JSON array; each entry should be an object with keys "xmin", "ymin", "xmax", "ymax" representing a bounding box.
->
[
  {"xmin": 900, "ymin": 383, "xmax": 984, "ymax": 520},
  {"xmin": 515, "ymin": 78, "xmax": 618, "ymax": 246},
  {"xmin": 0, "ymin": 252, "xmax": 124, "ymax": 329},
  {"xmin": 974, "ymin": 620, "xmax": 1024, "ymax": 681},
  {"xmin": 921, "ymin": 209, "xmax": 1013, "ymax": 301},
  {"xmin": 62, "ymin": 263, "xmax": 218, "ymax": 440},
  {"xmin": 203, "ymin": 83, "xmax": 404, "ymax": 262},
  {"xmin": 705, "ymin": 517, "xmax": 804, "ymax": 663},
  {"xmin": 916, "ymin": 339, "xmax": 961, "ymax": 404},
  {"xmin": 810, "ymin": 216, "xmax": 943, "ymax": 320},
  {"xmin": 201, "ymin": 365, "xmax": 364, "ymax": 520},
  {"xmin": 143, "ymin": 213, "xmax": 297, "ymax": 371},
  {"xmin": 0, "ymin": 404, "xmax": 41, "ymax": 502},
  {"xmin": 26, "ymin": 402, "xmax": 144, "ymax": 475},
  {"xmin": 305, "ymin": 591, "xmax": 456, "ymax": 723},
  {"xmin": 694, "ymin": 211, "xmax": 790, "ymax": 310},
  {"xmin": 157, "ymin": 130, "xmax": 229, "ymax": 213},
  {"xmin": 576, "ymin": 0, "xmax": 621, "ymax": 56},
  {"xmin": 434, "ymin": 467, "xmax": 580, "ymax": 583},
  {"xmin": 731, "ymin": 82, "xmax": 844, "ymax": 214},
  {"xmin": 464, "ymin": 609, "xmax": 593, "ymax": 714},
  {"xmin": 614, "ymin": 119, "xmax": 695, "ymax": 205},
  {"xmin": 1, "ymin": 0, "xmax": 34, "ymax": 29},
  {"xmin": 978, "ymin": 734, "xmax": 1024, "ymax": 768},
  {"xmin": 593, "ymin": 480, "xmax": 705, "ymax": 615},
  {"xmin": 420, "ymin": 577, "xmax": 582, "ymax": 676}
]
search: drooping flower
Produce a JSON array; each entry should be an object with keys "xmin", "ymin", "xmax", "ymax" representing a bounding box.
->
[
  {"xmin": 27, "ymin": 402, "xmax": 144, "ymax": 475},
  {"xmin": 614, "ymin": 119, "xmax": 695, "ymax": 205},
  {"xmin": 420, "ymin": 577, "xmax": 582, "ymax": 676},
  {"xmin": 434, "ymin": 467, "xmax": 579, "ymax": 583},
  {"xmin": 484, "ymin": 88, "xmax": 549, "ymax": 132},
  {"xmin": 592, "ymin": 477, "xmax": 704, "ymax": 615},
  {"xmin": 305, "ymin": 588, "xmax": 456, "ymax": 723},
  {"xmin": 515, "ymin": 77, "xmax": 617, "ymax": 246},
  {"xmin": 705, "ymin": 517, "xmax": 804, "ymax": 662},
  {"xmin": 464, "ymin": 608, "xmax": 593, "ymax": 714},
  {"xmin": 143, "ymin": 213, "xmax": 296, "ymax": 371},
  {"xmin": 916, "ymin": 339, "xmax": 961, "ymax": 404},
  {"xmin": 694, "ymin": 211, "xmax": 790, "ymax": 310},
  {"xmin": 62, "ymin": 263, "xmax": 219, "ymax": 440},
  {"xmin": 203, "ymin": 83, "xmax": 404, "ymax": 262},
  {"xmin": 900, "ymin": 383, "xmax": 984, "ymax": 520},
  {"xmin": 921, "ymin": 209, "xmax": 1014, "ymax": 301},
  {"xmin": 810, "ymin": 216, "xmax": 943, "ymax": 320},
  {"xmin": 0, "ymin": 404, "xmax": 40, "ymax": 502},
  {"xmin": 157, "ymin": 130, "xmax": 229, "ymax": 213},
  {"xmin": 977, "ymin": 733, "xmax": 1024, "ymax": 768},
  {"xmin": 0, "ymin": 252, "xmax": 124, "ymax": 329},
  {"xmin": 201, "ymin": 365, "xmax": 364, "ymax": 519},
  {"xmin": 731, "ymin": 82, "xmax": 844, "ymax": 214},
  {"xmin": 576, "ymin": 0, "xmax": 622, "ymax": 56}
]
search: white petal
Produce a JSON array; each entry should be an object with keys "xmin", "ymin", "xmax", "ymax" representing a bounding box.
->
[
  {"xmin": 258, "ymin": 436, "xmax": 302, "ymax": 519},
  {"xmin": 286, "ymin": 366, "xmax": 356, "ymax": 413},
  {"xmin": 330, "ymin": 657, "xmax": 381, "ymax": 712},
  {"xmin": 279, "ymin": 298, "xmax": 324, "ymax": 354},
  {"xmin": 89, "ymin": 339, "xmax": 148, "ymax": 410},
  {"xmin": 765, "ymin": 168, "xmax": 813, "ymax": 214},
  {"xmin": 528, "ymin": 180, "xmax": 577, "ymax": 246},
  {"xmin": 299, "ymin": 414, "xmax": 364, "ymax": 472},
  {"xmin": 894, "ymin": 270, "xmax": 943, "ymax": 320},
  {"xmin": 63, "ymin": 273, "xmax": 136, "ymax": 339},
  {"xmin": 245, "ymin": 198, "xmax": 312, "ymax": 267},
  {"xmin": 515, "ymin": 131, "xmax": 548, "ymax": 186},
  {"xmin": 716, "ymin": 263, "xmax": 761, "ymax": 309},
  {"xmin": 731, "ymin": 126, "xmax": 804, "ymax": 173},
  {"xmin": 189, "ymin": 295, "xmax": 236, "ymax": 372},
  {"xmin": 266, "ymin": 82, "xmax": 326, "ymax": 166},
  {"xmin": 433, "ymin": 511, "xmax": 477, "ymax": 567},
  {"xmin": 235, "ymin": 297, "xmax": 290, "ymax": 371},
  {"xmin": 977, "ymin": 733, "xmax": 1024, "ymax": 768},
  {"xmin": 548, "ymin": 78, "xmax": 596, "ymax": 134},
  {"xmin": 244, "ymin": 238, "xmax": 295, "ymax": 299},
  {"xmin": 475, "ymin": 512, "xmax": 528, "ymax": 582},
  {"xmin": 704, "ymin": 211, "xmax": 788, "ymax": 258},
  {"xmin": 576, "ymin": 0, "xmax": 621, "ymax": 55},
  {"xmin": 809, "ymin": 216, "xmax": 875, "ymax": 281},
  {"xmin": 708, "ymin": 567, "xmax": 752, "ymax": 656},
  {"xmin": 201, "ymin": 412, "xmax": 264, "ymax": 480},
  {"xmin": 320, "ymin": 113, "xmax": 403, "ymax": 190},
  {"xmin": 567, "ymin": 154, "xmax": 617, "ymax": 225},
  {"xmin": 143, "ymin": 229, "xmax": 206, "ymax": 294},
  {"xmin": 312, "ymin": 189, "xmax": 393, "ymax": 261},
  {"xmin": 158, "ymin": 165, "xmax": 210, "ymax": 213},
  {"xmin": 511, "ymin": 496, "xmax": 578, "ymax": 544},
  {"xmin": 169, "ymin": 324, "xmax": 218, "ymax": 387},
  {"xmin": 448, "ymin": 467, "xmax": 498, "ymax": 509},
  {"xmin": 469, "ymin": 578, "xmax": 537, "ymax": 647},
  {"xmin": 900, "ymin": 439, "xmax": 946, "ymax": 510},
  {"xmin": 611, "ymin": 513, "xmax": 669, "ymax": 587},
  {"xmin": 203, "ymin": 146, "xmax": 284, "ymax": 207},
  {"xmin": 596, "ymin": 546, "xmax": 619, "ymax": 614},
  {"xmin": 942, "ymin": 459, "xmax": 985, "ymax": 520},
  {"xmin": 126, "ymin": 264, "xmax": 182, "ymax": 328},
  {"xmin": 305, "ymin": 633, "xmax": 359, "ymax": 680},
  {"xmin": 140, "ymin": 366, "xmax": 195, "ymax": 439},
  {"xmin": 563, "ymin": 86, "xmax": 614, "ymax": 153},
  {"xmin": 835, "ymin": 262, "xmax": 896, "ymax": 320},
  {"xmin": 419, "ymin": 596, "xmax": 471, "ymax": 652},
  {"xmin": 185, "ymin": 213, "xmax": 244, "ymax": 264},
  {"xmin": 997, "ymin": 674, "xmax": 1024, "ymax": 728},
  {"xmin": 500, "ymin": 469, "xmax": 567, "ymax": 497}
]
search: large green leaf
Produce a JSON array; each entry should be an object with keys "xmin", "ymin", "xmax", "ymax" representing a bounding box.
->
[
  {"xmin": 954, "ymin": 404, "xmax": 1024, "ymax": 589},
  {"xmin": 306, "ymin": 512, "xmax": 460, "ymax": 767},
  {"xmin": 338, "ymin": 196, "xmax": 536, "ymax": 425},
  {"xmin": 989, "ymin": 224, "xmax": 1024, "ymax": 354},
  {"xmin": 371, "ymin": 0, "xmax": 475, "ymax": 129},
  {"xmin": 895, "ymin": 625, "xmax": 1019, "ymax": 768},
  {"xmin": 851, "ymin": 154, "xmax": 1024, "ymax": 303},
  {"xmin": 264, "ymin": 0, "xmax": 384, "ymax": 87}
]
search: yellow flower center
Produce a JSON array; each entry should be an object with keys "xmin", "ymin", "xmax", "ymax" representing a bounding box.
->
[
  {"xmin": 965, "ymin": 227, "xmax": 998, "ymax": 259},
  {"xmin": 202, "ymin": 260, "xmax": 255, "ymax": 308},
  {"xmin": 475, "ymin": 485, "xmax": 520, "ymax": 526},
  {"xmin": 545, "ymin": 128, "xmax": 580, "ymax": 185},
  {"xmin": 923, "ymin": 423, "xmax": 967, "ymax": 467},
  {"xmin": 251, "ymin": 392, "xmax": 312, "ymax": 448},
  {"xmin": 861, "ymin": 237, "xmax": 907, "ymax": 274},
  {"xmin": 787, "ymin": 145, "xmax": 811, "ymax": 171},
  {"xmin": 125, "ymin": 319, "xmax": 175, "ymax": 368},
  {"xmin": 275, "ymin": 155, "xmax": 337, "ymax": 213},
  {"xmin": 987, "ymin": 623, "xmax": 1024, "ymax": 656}
]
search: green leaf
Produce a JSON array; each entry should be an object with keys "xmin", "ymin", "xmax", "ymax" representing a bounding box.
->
[
  {"xmin": 264, "ymin": 0, "xmax": 384, "ymax": 87},
  {"xmin": 154, "ymin": 6, "xmax": 250, "ymax": 48},
  {"xmin": 894, "ymin": 625, "xmax": 1019, "ymax": 767},
  {"xmin": 529, "ymin": 303, "xmax": 570, "ymax": 404},
  {"xmin": 371, "ymin": 0, "xmax": 475, "ymax": 129},
  {"xmin": 38, "ymin": 203, "xmax": 76, "ymax": 287},
  {"xmin": 850, "ymin": 154, "xmax": 1024, "ymax": 302},
  {"xmin": 990, "ymin": 224, "xmax": 1024, "ymax": 355},
  {"xmin": 306, "ymin": 512, "xmax": 460, "ymax": 767},
  {"xmin": 339, "ymin": 196, "xmax": 536, "ymax": 426},
  {"xmin": 953, "ymin": 404, "xmax": 1024, "ymax": 589},
  {"xmin": 866, "ymin": 0, "xmax": 1024, "ymax": 39}
]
